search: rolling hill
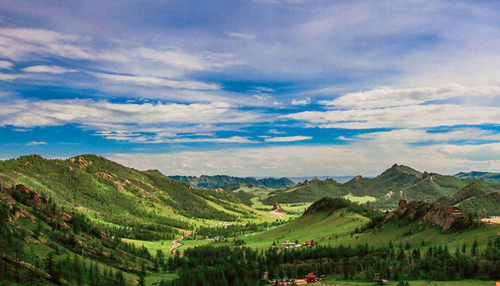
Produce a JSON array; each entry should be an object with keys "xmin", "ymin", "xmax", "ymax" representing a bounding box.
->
[
  {"xmin": 0, "ymin": 154, "xmax": 259, "ymax": 232},
  {"xmin": 261, "ymin": 164, "xmax": 500, "ymax": 209},
  {"xmin": 435, "ymin": 182, "xmax": 500, "ymax": 217},
  {"xmin": 0, "ymin": 154, "xmax": 270, "ymax": 285}
]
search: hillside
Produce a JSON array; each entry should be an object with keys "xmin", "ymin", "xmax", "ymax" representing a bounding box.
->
[
  {"xmin": 262, "ymin": 177, "xmax": 344, "ymax": 204},
  {"xmin": 435, "ymin": 182, "xmax": 500, "ymax": 217},
  {"xmin": 261, "ymin": 164, "xmax": 500, "ymax": 210},
  {"xmin": 0, "ymin": 154, "xmax": 269, "ymax": 285},
  {"xmin": 243, "ymin": 196, "xmax": 499, "ymax": 253},
  {"xmin": 0, "ymin": 182, "xmax": 152, "ymax": 285},
  {"xmin": 175, "ymin": 196, "xmax": 500, "ymax": 285},
  {"xmin": 0, "ymin": 155, "xmax": 258, "ymax": 232},
  {"xmin": 455, "ymin": 171, "xmax": 500, "ymax": 182},
  {"xmin": 168, "ymin": 174, "xmax": 295, "ymax": 189}
]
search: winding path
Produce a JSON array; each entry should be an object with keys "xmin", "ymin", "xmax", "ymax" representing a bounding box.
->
[
  {"xmin": 270, "ymin": 209, "xmax": 284, "ymax": 220},
  {"xmin": 169, "ymin": 232, "xmax": 191, "ymax": 252}
]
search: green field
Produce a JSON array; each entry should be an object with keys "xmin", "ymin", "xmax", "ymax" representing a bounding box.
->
[
  {"xmin": 343, "ymin": 193, "xmax": 377, "ymax": 203},
  {"xmin": 243, "ymin": 209, "xmax": 370, "ymax": 249},
  {"xmin": 337, "ymin": 218, "xmax": 500, "ymax": 251}
]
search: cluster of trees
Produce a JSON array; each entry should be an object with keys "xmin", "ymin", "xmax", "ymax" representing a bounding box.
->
[
  {"xmin": 166, "ymin": 237, "xmax": 500, "ymax": 285},
  {"xmin": 0, "ymin": 185, "xmax": 157, "ymax": 285}
]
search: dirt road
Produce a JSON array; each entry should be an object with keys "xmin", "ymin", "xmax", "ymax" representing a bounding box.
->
[
  {"xmin": 270, "ymin": 209, "xmax": 284, "ymax": 220},
  {"xmin": 169, "ymin": 231, "xmax": 191, "ymax": 252}
]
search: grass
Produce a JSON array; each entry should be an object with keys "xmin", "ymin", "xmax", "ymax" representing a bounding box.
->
[
  {"xmin": 343, "ymin": 193, "xmax": 377, "ymax": 203},
  {"xmin": 243, "ymin": 209, "xmax": 370, "ymax": 249},
  {"xmin": 336, "ymin": 219, "xmax": 500, "ymax": 251},
  {"xmin": 121, "ymin": 238, "xmax": 175, "ymax": 258},
  {"xmin": 176, "ymin": 239, "xmax": 213, "ymax": 251}
]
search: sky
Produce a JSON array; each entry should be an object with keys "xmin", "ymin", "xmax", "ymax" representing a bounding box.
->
[{"xmin": 0, "ymin": 0, "xmax": 499, "ymax": 177}]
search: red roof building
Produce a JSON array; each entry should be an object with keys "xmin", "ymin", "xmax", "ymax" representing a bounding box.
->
[{"xmin": 305, "ymin": 273, "xmax": 316, "ymax": 283}]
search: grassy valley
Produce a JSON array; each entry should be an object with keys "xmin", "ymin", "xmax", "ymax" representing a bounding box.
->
[{"xmin": 1, "ymin": 155, "xmax": 499, "ymax": 285}]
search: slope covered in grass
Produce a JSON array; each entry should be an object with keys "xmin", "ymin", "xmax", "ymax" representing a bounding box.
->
[{"xmin": 0, "ymin": 154, "xmax": 257, "ymax": 232}]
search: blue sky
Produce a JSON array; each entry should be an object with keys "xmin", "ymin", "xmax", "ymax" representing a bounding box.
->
[{"xmin": 1, "ymin": 0, "xmax": 499, "ymax": 176}]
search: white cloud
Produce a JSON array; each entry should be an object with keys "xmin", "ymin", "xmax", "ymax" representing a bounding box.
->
[
  {"xmin": 283, "ymin": 104, "xmax": 500, "ymax": 129},
  {"xmin": 0, "ymin": 28, "xmax": 93, "ymax": 61},
  {"xmin": 22, "ymin": 65, "xmax": 78, "ymax": 74},
  {"xmin": 25, "ymin": 141, "xmax": 46, "ymax": 145},
  {"xmin": 355, "ymin": 128, "xmax": 500, "ymax": 144},
  {"xmin": 227, "ymin": 32, "xmax": 255, "ymax": 40},
  {"xmin": 99, "ymin": 130, "xmax": 256, "ymax": 144},
  {"xmin": 0, "ymin": 60, "xmax": 13, "ymax": 69},
  {"xmin": 0, "ymin": 99, "xmax": 261, "ymax": 128},
  {"xmin": 291, "ymin": 97, "xmax": 311, "ymax": 105},
  {"xmin": 109, "ymin": 141, "xmax": 500, "ymax": 177},
  {"xmin": 135, "ymin": 47, "xmax": 237, "ymax": 71},
  {"xmin": 267, "ymin": 129, "xmax": 286, "ymax": 134},
  {"xmin": 265, "ymin": 136, "xmax": 312, "ymax": 142},
  {"xmin": 94, "ymin": 72, "xmax": 220, "ymax": 90},
  {"xmin": 319, "ymin": 85, "xmax": 500, "ymax": 108},
  {"xmin": 0, "ymin": 73, "xmax": 25, "ymax": 81}
]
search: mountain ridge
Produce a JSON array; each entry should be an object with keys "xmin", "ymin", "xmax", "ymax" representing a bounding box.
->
[{"xmin": 168, "ymin": 174, "xmax": 295, "ymax": 189}]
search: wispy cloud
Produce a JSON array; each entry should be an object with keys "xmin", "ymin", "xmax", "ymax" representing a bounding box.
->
[
  {"xmin": 0, "ymin": 99, "xmax": 262, "ymax": 128},
  {"xmin": 284, "ymin": 104, "xmax": 500, "ymax": 129},
  {"xmin": 319, "ymin": 85, "xmax": 500, "ymax": 108},
  {"xmin": 0, "ymin": 73, "xmax": 25, "ymax": 81},
  {"xmin": 94, "ymin": 73, "xmax": 220, "ymax": 90},
  {"xmin": 25, "ymin": 141, "xmax": 47, "ymax": 146},
  {"xmin": 0, "ymin": 99, "xmax": 264, "ymax": 144},
  {"xmin": 22, "ymin": 65, "xmax": 78, "ymax": 74},
  {"xmin": 291, "ymin": 97, "xmax": 311, "ymax": 106},
  {"xmin": 265, "ymin": 136, "xmax": 312, "ymax": 142},
  {"xmin": 0, "ymin": 60, "xmax": 13, "ymax": 69}
]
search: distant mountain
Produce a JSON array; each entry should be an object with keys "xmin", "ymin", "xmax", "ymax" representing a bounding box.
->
[
  {"xmin": 454, "ymin": 171, "xmax": 500, "ymax": 182},
  {"xmin": 287, "ymin": 176, "xmax": 355, "ymax": 184},
  {"xmin": 262, "ymin": 163, "xmax": 500, "ymax": 209},
  {"xmin": 168, "ymin": 175, "xmax": 295, "ymax": 189}
]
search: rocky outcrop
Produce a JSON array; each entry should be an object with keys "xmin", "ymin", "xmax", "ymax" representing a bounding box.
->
[
  {"xmin": 383, "ymin": 200, "xmax": 474, "ymax": 233},
  {"xmin": 272, "ymin": 202, "xmax": 280, "ymax": 211},
  {"xmin": 4, "ymin": 184, "xmax": 48, "ymax": 206},
  {"xmin": 423, "ymin": 205, "xmax": 471, "ymax": 232},
  {"xmin": 70, "ymin": 156, "xmax": 92, "ymax": 168}
]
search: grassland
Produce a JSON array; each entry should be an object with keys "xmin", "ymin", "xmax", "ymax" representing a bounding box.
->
[
  {"xmin": 343, "ymin": 193, "xmax": 377, "ymax": 203},
  {"xmin": 243, "ymin": 209, "xmax": 370, "ymax": 249}
]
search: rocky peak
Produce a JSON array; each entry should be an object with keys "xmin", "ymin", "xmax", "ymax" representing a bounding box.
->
[{"xmin": 383, "ymin": 200, "xmax": 474, "ymax": 233}]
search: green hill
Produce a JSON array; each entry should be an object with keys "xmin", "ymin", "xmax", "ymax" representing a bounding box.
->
[
  {"xmin": 261, "ymin": 164, "xmax": 500, "ymax": 209},
  {"xmin": 262, "ymin": 177, "xmax": 344, "ymax": 204},
  {"xmin": 436, "ymin": 182, "xmax": 500, "ymax": 217},
  {"xmin": 168, "ymin": 174, "xmax": 295, "ymax": 189},
  {"xmin": 243, "ymin": 196, "xmax": 499, "ymax": 252},
  {"xmin": 0, "ymin": 182, "xmax": 153, "ymax": 285},
  {"xmin": 0, "ymin": 155, "xmax": 258, "ymax": 231},
  {"xmin": 0, "ymin": 154, "xmax": 266, "ymax": 285}
]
